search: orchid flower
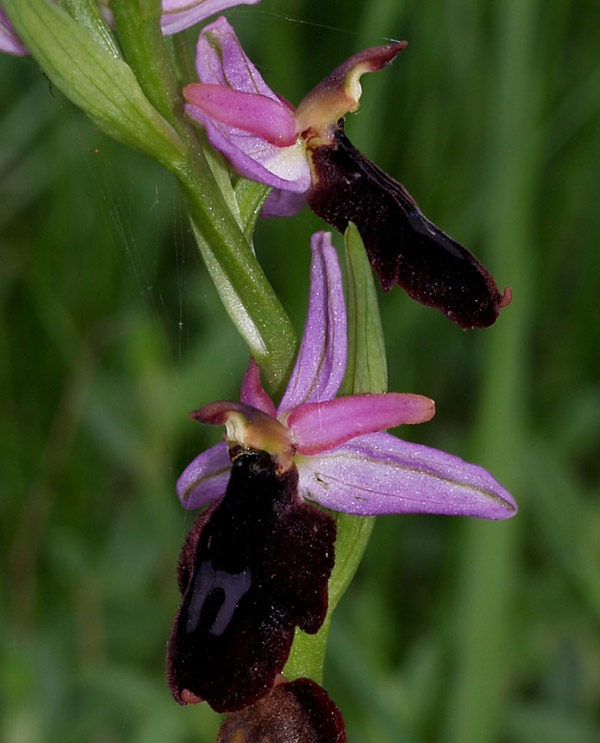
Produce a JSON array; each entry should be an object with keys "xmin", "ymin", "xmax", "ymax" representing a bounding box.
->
[
  {"xmin": 183, "ymin": 17, "xmax": 512, "ymax": 329},
  {"xmin": 167, "ymin": 231, "xmax": 516, "ymax": 711}
]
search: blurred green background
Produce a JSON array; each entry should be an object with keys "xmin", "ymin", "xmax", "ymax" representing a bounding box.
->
[{"xmin": 1, "ymin": 0, "xmax": 599, "ymax": 741}]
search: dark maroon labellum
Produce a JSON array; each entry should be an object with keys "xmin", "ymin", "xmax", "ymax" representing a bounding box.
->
[
  {"xmin": 307, "ymin": 124, "xmax": 509, "ymax": 329},
  {"xmin": 167, "ymin": 450, "xmax": 336, "ymax": 713},
  {"xmin": 217, "ymin": 678, "xmax": 347, "ymax": 743}
]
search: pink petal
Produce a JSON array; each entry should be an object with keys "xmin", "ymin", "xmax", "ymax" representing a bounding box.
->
[
  {"xmin": 177, "ymin": 442, "xmax": 231, "ymax": 510},
  {"xmin": 161, "ymin": 0, "xmax": 261, "ymax": 36},
  {"xmin": 278, "ymin": 232, "xmax": 347, "ymax": 414},
  {"xmin": 240, "ymin": 358, "xmax": 277, "ymax": 417},
  {"xmin": 183, "ymin": 84, "xmax": 296, "ymax": 146},
  {"xmin": 297, "ymin": 432, "xmax": 517, "ymax": 520},
  {"xmin": 288, "ymin": 393, "xmax": 435, "ymax": 455}
]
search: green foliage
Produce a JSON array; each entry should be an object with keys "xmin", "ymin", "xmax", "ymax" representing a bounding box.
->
[{"xmin": 1, "ymin": 0, "xmax": 600, "ymax": 741}]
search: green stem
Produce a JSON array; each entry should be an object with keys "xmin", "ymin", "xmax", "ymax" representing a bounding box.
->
[
  {"xmin": 184, "ymin": 204, "xmax": 296, "ymax": 396},
  {"xmin": 110, "ymin": 0, "xmax": 186, "ymax": 137},
  {"xmin": 169, "ymin": 147, "xmax": 295, "ymax": 394}
]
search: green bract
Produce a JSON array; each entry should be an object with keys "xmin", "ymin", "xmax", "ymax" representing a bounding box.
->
[{"xmin": 4, "ymin": 0, "xmax": 185, "ymax": 165}]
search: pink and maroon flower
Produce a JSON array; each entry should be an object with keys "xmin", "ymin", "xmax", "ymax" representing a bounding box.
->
[
  {"xmin": 167, "ymin": 230, "xmax": 516, "ymax": 713},
  {"xmin": 183, "ymin": 18, "xmax": 511, "ymax": 329}
]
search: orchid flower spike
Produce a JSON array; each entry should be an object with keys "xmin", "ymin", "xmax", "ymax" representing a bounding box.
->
[{"xmin": 183, "ymin": 17, "xmax": 512, "ymax": 329}]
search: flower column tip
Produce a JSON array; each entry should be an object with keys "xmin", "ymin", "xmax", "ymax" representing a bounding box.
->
[{"xmin": 295, "ymin": 41, "xmax": 407, "ymax": 138}]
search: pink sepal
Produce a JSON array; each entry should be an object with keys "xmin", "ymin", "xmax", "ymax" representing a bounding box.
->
[
  {"xmin": 298, "ymin": 432, "xmax": 517, "ymax": 519},
  {"xmin": 278, "ymin": 232, "xmax": 347, "ymax": 414}
]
